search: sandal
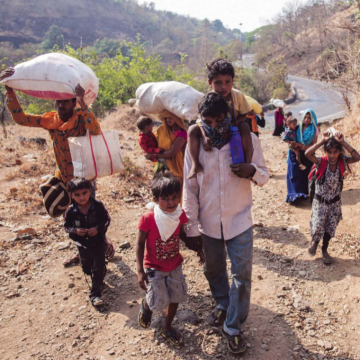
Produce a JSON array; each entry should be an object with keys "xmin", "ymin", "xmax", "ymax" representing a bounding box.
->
[
  {"xmin": 91, "ymin": 297, "xmax": 104, "ymax": 307},
  {"xmin": 63, "ymin": 254, "xmax": 80, "ymax": 267},
  {"xmin": 322, "ymin": 250, "xmax": 333, "ymax": 265},
  {"xmin": 138, "ymin": 298, "xmax": 152, "ymax": 329},
  {"xmin": 160, "ymin": 327, "xmax": 183, "ymax": 348},
  {"xmin": 207, "ymin": 307, "xmax": 226, "ymax": 326},
  {"xmin": 221, "ymin": 328, "xmax": 247, "ymax": 354}
]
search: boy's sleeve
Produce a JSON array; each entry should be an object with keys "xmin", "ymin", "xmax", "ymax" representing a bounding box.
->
[
  {"xmin": 6, "ymin": 91, "xmax": 44, "ymax": 128},
  {"xmin": 234, "ymin": 91, "xmax": 252, "ymax": 115},
  {"xmin": 180, "ymin": 211, "xmax": 189, "ymax": 226},
  {"xmin": 82, "ymin": 108, "xmax": 101, "ymax": 135},
  {"xmin": 97, "ymin": 202, "xmax": 111, "ymax": 234},
  {"xmin": 138, "ymin": 214, "xmax": 150, "ymax": 233},
  {"xmin": 64, "ymin": 208, "xmax": 76, "ymax": 234}
]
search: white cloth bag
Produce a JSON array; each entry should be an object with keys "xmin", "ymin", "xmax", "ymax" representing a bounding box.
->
[
  {"xmin": 135, "ymin": 81, "xmax": 204, "ymax": 120},
  {"xmin": 0, "ymin": 53, "xmax": 99, "ymax": 106},
  {"xmin": 68, "ymin": 130, "xmax": 124, "ymax": 180}
]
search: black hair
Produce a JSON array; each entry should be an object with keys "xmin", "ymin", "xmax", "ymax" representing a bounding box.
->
[
  {"xmin": 286, "ymin": 116, "xmax": 297, "ymax": 125},
  {"xmin": 136, "ymin": 116, "xmax": 153, "ymax": 131},
  {"xmin": 72, "ymin": 98, "xmax": 76, "ymax": 104},
  {"xmin": 151, "ymin": 171, "xmax": 181, "ymax": 200},
  {"xmin": 68, "ymin": 177, "xmax": 91, "ymax": 192},
  {"xmin": 324, "ymin": 137, "xmax": 343, "ymax": 154},
  {"xmin": 285, "ymin": 111, "xmax": 292, "ymax": 117},
  {"xmin": 198, "ymin": 92, "xmax": 229, "ymax": 118},
  {"xmin": 206, "ymin": 58, "xmax": 235, "ymax": 82}
]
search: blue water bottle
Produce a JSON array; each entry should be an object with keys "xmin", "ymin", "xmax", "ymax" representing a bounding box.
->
[{"xmin": 229, "ymin": 126, "xmax": 245, "ymax": 164}]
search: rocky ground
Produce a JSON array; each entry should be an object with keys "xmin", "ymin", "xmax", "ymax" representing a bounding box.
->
[{"xmin": 0, "ymin": 107, "xmax": 359, "ymax": 360}]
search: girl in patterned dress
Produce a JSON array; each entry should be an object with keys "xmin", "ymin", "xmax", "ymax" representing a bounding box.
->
[{"xmin": 305, "ymin": 130, "xmax": 360, "ymax": 264}]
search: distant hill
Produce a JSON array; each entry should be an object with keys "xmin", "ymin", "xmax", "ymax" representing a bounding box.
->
[
  {"xmin": 248, "ymin": 2, "xmax": 360, "ymax": 78},
  {"xmin": 0, "ymin": 0, "xmax": 241, "ymax": 64}
]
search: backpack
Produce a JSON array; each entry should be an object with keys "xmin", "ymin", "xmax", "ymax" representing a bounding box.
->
[{"xmin": 308, "ymin": 156, "xmax": 345, "ymax": 204}]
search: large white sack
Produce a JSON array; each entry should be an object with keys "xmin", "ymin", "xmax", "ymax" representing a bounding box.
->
[
  {"xmin": 0, "ymin": 53, "xmax": 98, "ymax": 105},
  {"xmin": 273, "ymin": 99, "xmax": 285, "ymax": 108},
  {"xmin": 135, "ymin": 81, "xmax": 204, "ymax": 120},
  {"xmin": 68, "ymin": 130, "xmax": 124, "ymax": 180}
]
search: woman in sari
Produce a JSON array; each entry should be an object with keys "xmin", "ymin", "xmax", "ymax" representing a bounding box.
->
[
  {"xmin": 145, "ymin": 110, "xmax": 187, "ymax": 182},
  {"xmin": 285, "ymin": 109, "xmax": 318, "ymax": 203},
  {"xmin": 273, "ymin": 103, "xmax": 285, "ymax": 136}
]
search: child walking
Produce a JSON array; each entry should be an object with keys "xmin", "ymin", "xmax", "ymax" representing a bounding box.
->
[
  {"xmin": 136, "ymin": 171, "xmax": 203, "ymax": 347},
  {"xmin": 283, "ymin": 116, "xmax": 306, "ymax": 170},
  {"xmin": 187, "ymin": 58, "xmax": 252, "ymax": 179},
  {"xmin": 64, "ymin": 178, "xmax": 111, "ymax": 306},
  {"xmin": 305, "ymin": 130, "xmax": 360, "ymax": 264}
]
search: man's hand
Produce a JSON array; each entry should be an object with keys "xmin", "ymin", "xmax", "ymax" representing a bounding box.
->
[
  {"xmin": 203, "ymin": 137, "xmax": 213, "ymax": 152},
  {"xmin": 75, "ymin": 83, "xmax": 87, "ymax": 111},
  {"xmin": 87, "ymin": 227, "xmax": 98, "ymax": 237},
  {"xmin": 197, "ymin": 250, "xmax": 205, "ymax": 265},
  {"xmin": 0, "ymin": 67, "xmax": 15, "ymax": 92},
  {"xmin": 230, "ymin": 163, "xmax": 256, "ymax": 179},
  {"xmin": 138, "ymin": 270, "xmax": 148, "ymax": 291},
  {"xmin": 75, "ymin": 228, "xmax": 87, "ymax": 236}
]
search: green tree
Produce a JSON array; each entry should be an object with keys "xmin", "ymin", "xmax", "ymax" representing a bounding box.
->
[{"xmin": 41, "ymin": 25, "xmax": 64, "ymax": 50}]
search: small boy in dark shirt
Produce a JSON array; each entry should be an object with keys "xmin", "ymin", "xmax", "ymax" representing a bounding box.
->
[{"xmin": 64, "ymin": 178, "xmax": 111, "ymax": 307}]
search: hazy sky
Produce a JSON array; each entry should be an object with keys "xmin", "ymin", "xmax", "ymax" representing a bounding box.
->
[{"xmin": 137, "ymin": 0, "xmax": 301, "ymax": 32}]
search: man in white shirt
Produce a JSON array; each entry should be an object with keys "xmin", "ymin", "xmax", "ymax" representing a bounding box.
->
[{"xmin": 183, "ymin": 92, "xmax": 269, "ymax": 354}]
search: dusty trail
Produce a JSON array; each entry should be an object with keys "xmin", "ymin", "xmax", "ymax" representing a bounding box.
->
[{"xmin": 0, "ymin": 116, "xmax": 359, "ymax": 360}]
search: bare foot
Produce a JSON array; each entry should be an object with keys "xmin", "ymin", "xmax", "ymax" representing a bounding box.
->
[
  {"xmin": 187, "ymin": 163, "xmax": 203, "ymax": 179},
  {"xmin": 308, "ymin": 241, "xmax": 318, "ymax": 256},
  {"xmin": 322, "ymin": 250, "xmax": 333, "ymax": 265}
]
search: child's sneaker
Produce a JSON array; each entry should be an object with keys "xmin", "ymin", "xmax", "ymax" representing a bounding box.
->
[{"xmin": 91, "ymin": 297, "xmax": 104, "ymax": 307}]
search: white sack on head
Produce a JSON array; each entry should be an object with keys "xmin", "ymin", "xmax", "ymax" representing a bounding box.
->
[
  {"xmin": 135, "ymin": 81, "xmax": 204, "ymax": 120},
  {"xmin": 273, "ymin": 99, "xmax": 285, "ymax": 108},
  {"xmin": 0, "ymin": 53, "xmax": 98, "ymax": 105}
]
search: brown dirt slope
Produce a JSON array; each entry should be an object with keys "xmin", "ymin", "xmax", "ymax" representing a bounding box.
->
[
  {"xmin": 0, "ymin": 106, "xmax": 360, "ymax": 360},
  {"xmin": 264, "ymin": 6, "xmax": 359, "ymax": 79}
]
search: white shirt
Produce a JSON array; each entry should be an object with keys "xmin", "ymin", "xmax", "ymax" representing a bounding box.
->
[{"xmin": 183, "ymin": 133, "xmax": 269, "ymax": 240}]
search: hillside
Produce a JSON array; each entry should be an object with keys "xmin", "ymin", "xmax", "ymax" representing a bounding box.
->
[
  {"xmin": 0, "ymin": 0, "xmax": 240, "ymax": 66},
  {"xmin": 249, "ymin": 2, "xmax": 360, "ymax": 79}
]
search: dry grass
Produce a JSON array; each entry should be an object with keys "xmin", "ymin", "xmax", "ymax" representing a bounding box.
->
[
  {"xmin": 100, "ymin": 104, "xmax": 154, "ymax": 132},
  {"xmin": 3, "ymin": 180, "xmax": 43, "ymax": 218}
]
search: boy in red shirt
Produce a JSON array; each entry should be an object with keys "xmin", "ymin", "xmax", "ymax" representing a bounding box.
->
[{"xmin": 136, "ymin": 171, "xmax": 203, "ymax": 347}]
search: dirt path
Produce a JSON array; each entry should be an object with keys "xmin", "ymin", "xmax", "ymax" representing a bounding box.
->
[{"xmin": 0, "ymin": 119, "xmax": 359, "ymax": 360}]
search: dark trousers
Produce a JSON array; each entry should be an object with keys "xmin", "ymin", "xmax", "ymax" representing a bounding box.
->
[
  {"xmin": 77, "ymin": 241, "xmax": 106, "ymax": 301},
  {"xmin": 273, "ymin": 124, "xmax": 284, "ymax": 136}
]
